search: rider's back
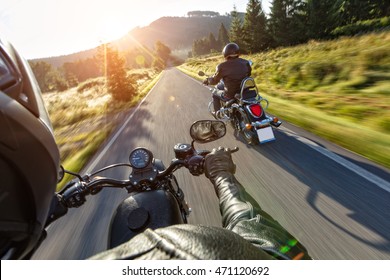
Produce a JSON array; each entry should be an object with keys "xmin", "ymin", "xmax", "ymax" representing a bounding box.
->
[{"xmin": 215, "ymin": 57, "xmax": 251, "ymax": 98}]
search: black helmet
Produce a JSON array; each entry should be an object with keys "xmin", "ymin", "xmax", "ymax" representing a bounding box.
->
[
  {"xmin": 222, "ymin": 43, "xmax": 240, "ymax": 59},
  {"xmin": 0, "ymin": 38, "xmax": 60, "ymax": 259}
]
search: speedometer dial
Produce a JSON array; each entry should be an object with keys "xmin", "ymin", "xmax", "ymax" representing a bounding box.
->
[{"xmin": 129, "ymin": 148, "xmax": 152, "ymax": 169}]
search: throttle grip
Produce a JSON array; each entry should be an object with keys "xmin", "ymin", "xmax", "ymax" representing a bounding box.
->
[
  {"xmin": 187, "ymin": 155, "xmax": 205, "ymax": 176},
  {"xmin": 188, "ymin": 147, "xmax": 239, "ymax": 176},
  {"xmin": 60, "ymin": 181, "xmax": 88, "ymax": 208}
]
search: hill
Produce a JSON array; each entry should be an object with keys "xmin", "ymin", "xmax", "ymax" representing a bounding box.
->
[
  {"xmin": 115, "ymin": 15, "xmax": 232, "ymax": 51},
  {"xmin": 31, "ymin": 14, "xmax": 236, "ymax": 67}
]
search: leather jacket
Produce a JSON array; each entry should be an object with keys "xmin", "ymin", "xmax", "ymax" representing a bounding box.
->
[
  {"xmin": 90, "ymin": 149, "xmax": 311, "ymax": 260},
  {"xmin": 207, "ymin": 57, "xmax": 252, "ymax": 99}
]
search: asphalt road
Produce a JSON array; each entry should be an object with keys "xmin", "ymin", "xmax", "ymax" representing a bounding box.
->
[{"xmin": 32, "ymin": 68, "xmax": 390, "ymax": 260}]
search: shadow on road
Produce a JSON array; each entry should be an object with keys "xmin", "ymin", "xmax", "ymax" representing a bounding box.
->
[
  {"xmin": 233, "ymin": 126, "xmax": 390, "ymax": 255},
  {"xmin": 88, "ymin": 102, "xmax": 155, "ymax": 171}
]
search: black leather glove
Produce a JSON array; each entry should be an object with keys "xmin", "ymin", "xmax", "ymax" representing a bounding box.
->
[
  {"xmin": 204, "ymin": 147, "xmax": 236, "ymax": 183},
  {"xmin": 203, "ymin": 78, "xmax": 209, "ymax": 85}
]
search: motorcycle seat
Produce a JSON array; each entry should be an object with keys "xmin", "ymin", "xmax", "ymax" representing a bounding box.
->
[{"xmin": 242, "ymin": 89, "xmax": 258, "ymax": 100}]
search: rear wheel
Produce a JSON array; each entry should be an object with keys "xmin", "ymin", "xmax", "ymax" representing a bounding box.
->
[{"xmin": 237, "ymin": 112, "xmax": 258, "ymax": 145}]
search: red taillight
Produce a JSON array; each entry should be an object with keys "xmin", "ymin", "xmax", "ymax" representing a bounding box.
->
[{"xmin": 249, "ymin": 104, "xmax": 262, "ymax": 117}]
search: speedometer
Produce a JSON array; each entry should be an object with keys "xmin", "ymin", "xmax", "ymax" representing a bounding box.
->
[{"xmin": 129, "ymin": 148, "xmax": 152, "ymax": 169}]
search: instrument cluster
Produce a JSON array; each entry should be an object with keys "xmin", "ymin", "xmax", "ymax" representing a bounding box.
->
[{"xmin": 129, "ymin": 148, "xmax": 153, "ymax": 169}]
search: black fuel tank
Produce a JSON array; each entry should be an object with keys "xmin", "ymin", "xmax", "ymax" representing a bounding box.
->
[{"xmin": 108, "ymin": 190, "xmax": 184, "ymax": 249}]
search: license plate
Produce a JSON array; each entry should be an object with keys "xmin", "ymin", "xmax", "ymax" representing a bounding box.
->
[{"xmin": 256, "ymin": 126, "xmax": 275, "ymax": 143}]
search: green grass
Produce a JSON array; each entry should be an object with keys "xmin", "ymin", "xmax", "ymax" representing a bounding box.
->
[
  {"xmin": 178, "ymin": 31, "xmax": 390, "ymax": 168},
  {"xmin": 56, "ymin": 129, "xmax": 112, "ymax": 190}
]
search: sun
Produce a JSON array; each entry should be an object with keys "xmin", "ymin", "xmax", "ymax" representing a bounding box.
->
[{"xmin": 95, "ymin": 16, "xmax": 130, "ymax": 43}]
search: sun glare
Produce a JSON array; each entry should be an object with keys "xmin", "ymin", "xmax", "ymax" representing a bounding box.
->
[{"xmin": 95, "ymin": 16, "xmax": 129, "ymax": 43}]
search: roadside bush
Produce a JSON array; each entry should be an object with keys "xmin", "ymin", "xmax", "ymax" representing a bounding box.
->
[
  {"xmin": 77, "ymin": 79, "xmax": 105, "ymax": 93},
  {"xmin": 331, "ymin": 17, "xmax": 390, "ymax": 37},
  {"xmin": 376, "ymin": 115, "xmax": 390, "ymax": 133}
]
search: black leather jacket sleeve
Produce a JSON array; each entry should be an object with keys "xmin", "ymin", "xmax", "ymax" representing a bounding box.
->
[
  {"xmin": 211, "ymin": 172, "xmax": 311, "ymax": 260},
  {"xmin": 203, "ymin": 147, "xmax": 311, "ymax": 260}
]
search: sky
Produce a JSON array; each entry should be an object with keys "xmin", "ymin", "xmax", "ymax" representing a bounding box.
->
[{"xmin": 0, "ymin": 0, "xmax": 271, "ymax": 59}]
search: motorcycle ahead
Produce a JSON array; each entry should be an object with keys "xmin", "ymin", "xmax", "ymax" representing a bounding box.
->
[
  {"xmin": 44, "ymin": 120, "xmax": 236, "ymax": 250},
  {"xmin": 199, "ymin": 71, "xmax": 282, "ymax": 145}
]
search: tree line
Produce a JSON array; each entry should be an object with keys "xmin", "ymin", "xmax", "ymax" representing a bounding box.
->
[
  {"xmin": 187, "ymin": 11, "xmax": 221, "ymax": 17},
  {"xmin": 191, "ymin": 0, "xmax": 390, "ymax": 56},
  {"xmin": 30, "ymin": 41, "xmax": 174, "ymax": 98}
]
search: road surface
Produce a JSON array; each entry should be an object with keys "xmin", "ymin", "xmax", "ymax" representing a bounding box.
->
[{"xmin": 33, "ymin": 68, "xmax": 390, "ymax": 260}]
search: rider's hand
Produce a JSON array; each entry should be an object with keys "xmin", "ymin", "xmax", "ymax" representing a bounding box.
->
[
  {"xmin": 204, "ymin": 147, "xmax": 236, "ymax": 182},
  {"xmin": 203, "ymin": 78, "xmax": 209, "ymax": 85}
]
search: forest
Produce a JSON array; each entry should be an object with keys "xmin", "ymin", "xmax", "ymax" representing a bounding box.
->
[{"xmin": 191, "ymin": 0, "xmax": 390, "ymax": 56}]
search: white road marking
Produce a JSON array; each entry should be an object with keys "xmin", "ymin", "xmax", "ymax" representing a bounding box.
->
[
  {"xmin": 85, "ymin": 78, "xmax": 162, "ymax": 173},
  {"xmin": 279, "ymin": 126, "xmax": 390, "ymax": 193}
]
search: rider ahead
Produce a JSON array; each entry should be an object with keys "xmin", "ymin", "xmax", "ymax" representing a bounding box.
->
[{"xmin": 203, "ymin": 43, "xmax": 252, "ymax": 114}]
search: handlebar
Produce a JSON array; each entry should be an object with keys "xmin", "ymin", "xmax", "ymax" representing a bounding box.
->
[
  {"xmin": 46, "ymin": 146, "xmax": 239, "ymax": 226},
  {"xmin": 156, "ymin": 159, "xmax": 185, "ymax": 179},
  {"xmin": 57, "ymin": 147, "xmax": 239, "ymax": 208}
]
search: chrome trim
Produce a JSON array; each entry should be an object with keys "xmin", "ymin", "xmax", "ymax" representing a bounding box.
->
[
  {"xmin": 251, "ymin": 116, "xmax": 274, "ymax": 128},
  {"xmin": 216, "ymin": 107, "xmax": 233, "ymax": 121}
]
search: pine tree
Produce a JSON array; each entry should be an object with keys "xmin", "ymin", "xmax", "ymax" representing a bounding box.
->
[
  {"xmin": 376, "ymin": 0, "xmax": 390, "ymax": 17},
  {"xmin": 153, "ymin": 41, "xmax": 172, "ymax": 69},
  {"xmin": 269, "ymin": 0, "xmax": 288, "ymax": 46},
  {"xmin": 99, "ymin": 44, "xmax": 137, "ymax": 102},
  {"xmin": 289, "ymin": 0, "xmax": 309, "ymax": 44},
  {"xmin": 217, "ymin": 23, "xmax": 230, "ymax": 50},
  {"xmin": 192, "ymin": 37, "xmax": 213, "ymax": 56},
  {"xmin": 268, "ymin": 0, "xmax": 307, "ymax": 47},
  {"xmin": 229, "ymin": 6, "xmax": 245, "ymax": 49},
  {"xmin": 242, "ymin": 0, "xmax": 270, "ymax": 52},
  {"xmin": 208, "ymin": 32, "xmax": 218, "ymax": 52},
  {"xmin": 307, "ymin": 0, "xmax": 337, "ymax": 39}
]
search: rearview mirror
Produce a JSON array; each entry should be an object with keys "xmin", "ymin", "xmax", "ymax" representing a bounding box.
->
[
  {"xmin": 190, "ymin": 120, "xmax": 226, "ymax": 143},
  {"xmin": 58, "ymin": 165, "xmax": 65, "ymax": 183}
]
